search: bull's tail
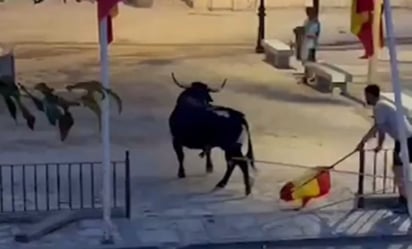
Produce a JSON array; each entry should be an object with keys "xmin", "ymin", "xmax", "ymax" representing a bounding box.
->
[{"xmin": 242, "ymin": 119, "xmax": 255, "ymax": 171}]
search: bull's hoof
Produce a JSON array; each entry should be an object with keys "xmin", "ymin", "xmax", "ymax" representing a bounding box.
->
[
  {"xmin": 245, "ymin": 188, "xmax": 252, "ymax": 196},
  {"xmin": 178, "ymin": 171, "xmax": 186, "ymax": 178},
  {"xmin": 213, "ymin": 181, "xmax": 225, "ymax": 192},
  {"xmin": 249, "ymin": 177, "xmax": 255, "ymax": 188},
  {"xmin": 211, "ymin": 185, "xmax": 223, "ymax": 193}
]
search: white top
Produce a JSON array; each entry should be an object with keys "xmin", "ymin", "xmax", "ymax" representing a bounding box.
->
[
  {"xmin": 374, "ymin": 98, "xmax": 412, "ymax": 140},
  {"xmin": 303, "ymin": 19, "xmax": 320, "ymax": 50},
  {"xmin": 300, "ymin": 18, "xmax": 320, "ymax": 63}
]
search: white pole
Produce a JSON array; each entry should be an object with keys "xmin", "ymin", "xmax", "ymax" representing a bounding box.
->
[
  {"xmin": 383, "ymin": 0, "xmax": 412, "ymax": 215},
  {"xmin": 98, "ymin": 17, "xmax": 114, "ymax": 243}
]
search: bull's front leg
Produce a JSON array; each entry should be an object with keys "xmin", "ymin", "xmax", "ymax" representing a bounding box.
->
[
  {"xmin": 205, "ymin": 147, "xmax": 213, "ymax": 173},
  {"xmin": 172, "ymin": 139, "xmax": 186, "ymax": 178}
]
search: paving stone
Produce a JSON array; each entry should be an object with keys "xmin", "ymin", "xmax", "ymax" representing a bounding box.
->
[
  {"xmin": 79, "ymin": 228, "xmax": 102, "ymax": 237},
  {"xmin": 137, "ymin": 228, "xmax": 180, "ymax": 244},
  {"xmin": 139, "ymin": 218, "xmax": 176, "ymax": 230},
  {"xmin": 228, "ymin": 215, "xmax": 259, "ymax": 230},
  {"xmin": 162, "ymin": 208, "xmax": 188, "ymax": 217},
  {"xmin": 175, "ymin": 219, "xmax": 209, "ymax": 244},
  {"xmin": 77, "ymin": 219, "xmax": 102, "ymax": 229}
]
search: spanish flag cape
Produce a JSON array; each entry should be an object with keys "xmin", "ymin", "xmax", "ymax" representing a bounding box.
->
[
  {"xmin": 350, "ymin": 0, "xmax": 384, "ymax": 58},
  {"xmin": 280, "ymin": 167, "xmax": 331, "ymax": 209},
  {"xmin": 279, "ymin": 151, "xmax": 355, "ymax": 210}
]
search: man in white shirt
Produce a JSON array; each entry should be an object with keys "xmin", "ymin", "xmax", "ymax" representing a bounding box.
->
[{"xmin": 357, "ymin": 84, "xmax": 412, "ymax": 213}]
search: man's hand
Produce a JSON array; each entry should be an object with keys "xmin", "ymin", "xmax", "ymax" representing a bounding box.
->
[
  {"xmin": 356, "ymin": 125, "xmax": 378, "ymax": 152},
  {"xmin": 374, "ymin": 144, "xmax": 382, "ymax": 153},
  {"xmin": 355, "ymin": 141, "xmax": 365, "ymax": 151}
]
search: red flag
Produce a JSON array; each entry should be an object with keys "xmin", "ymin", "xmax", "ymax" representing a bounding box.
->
[
  {"xmin": 97, "ymin": 0, "xmax": 121, "ymax": 44},
  {"xmin": 350, "ymin": 0, "xmax": 384, "ymax": 59}
]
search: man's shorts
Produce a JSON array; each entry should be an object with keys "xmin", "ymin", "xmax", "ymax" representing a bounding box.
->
[{"xmin": 393, "ymin": 137, "xmax": 412, "ymax": 166}]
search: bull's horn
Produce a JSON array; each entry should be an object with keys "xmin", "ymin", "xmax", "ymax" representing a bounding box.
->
[
  {"xmin": 209, "ymin": 79, "xmax": 227, "ymax": 92},
  {"xmin": 171, "ymin": 73, "xmax": 188, "ymax": 89}
]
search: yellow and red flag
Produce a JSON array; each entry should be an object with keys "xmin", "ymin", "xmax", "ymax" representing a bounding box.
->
[
  {"xmin": 97, "ymin": 0, "xmax": 121, "ymax": 44},
  {"xmin": 280, "ymin": 167, "xmax": 331, "ymax": 209},
  {"xmin": 350, "ymin": 0, "xmax": 384, "ymax": 59}
]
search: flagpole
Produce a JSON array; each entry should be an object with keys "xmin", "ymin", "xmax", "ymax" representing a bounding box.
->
[
  {"xmin": 98, "ymin": 17, "xmax": 114, "ymax": 243},
  {"xmin": 383, "ymin": 0, "xmax": 412, "ymax": 215}
]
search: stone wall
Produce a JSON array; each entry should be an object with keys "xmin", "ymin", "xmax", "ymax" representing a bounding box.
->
[{"xmin": 189, "ymin": 0, "xmax": 412, "ymax": 11}]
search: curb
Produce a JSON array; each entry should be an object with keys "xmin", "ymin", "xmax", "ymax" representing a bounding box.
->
[
  {"xmin": 63, "ymin": 233, "xmax": 412, "ymax": 249},
  {"xmin": 179, "ymin": 233, "xmax": 412, "ymax": 249}
]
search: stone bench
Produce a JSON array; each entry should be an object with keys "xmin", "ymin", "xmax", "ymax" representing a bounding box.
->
[
  {"xmin": 262, "ymin": 39, "xmax": 293, "ymax": 69},
  {"xmin": 305, "ymin": 62, "xmax": 353, "ymax": 94}
]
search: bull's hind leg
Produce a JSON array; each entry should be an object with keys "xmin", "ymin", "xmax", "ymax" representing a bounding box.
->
[
  {"xmin": 214, "ymin": 152, "xmax": 235, "ymax": 190},
  {"xmin": 218, "ymin": 149, "xmax": 252, "ymax": 196},
  {"xmin": 205, "ymin": 147, "xmax": 214, "ymax": 173},
  {"xmin": 238, "ymin": 156, "xmax": 252, "ymax": 196},
  {"xmin": 173, "ymin": 139, "xmax": 186, "ymax": 178}
]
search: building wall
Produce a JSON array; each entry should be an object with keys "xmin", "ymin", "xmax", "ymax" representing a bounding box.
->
[{"xmin": 190, "ymin": 0, "xmax": 412, "ymax": 11}]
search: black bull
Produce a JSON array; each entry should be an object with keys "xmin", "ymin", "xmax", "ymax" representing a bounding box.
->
[{"xmin": 168, "ymin": 73, "xmax": 256, "ymax": 195}]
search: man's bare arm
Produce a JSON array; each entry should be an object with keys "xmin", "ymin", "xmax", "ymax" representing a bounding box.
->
[
  {"xmin": 361, "ymin": 124, "xmax": 378, "ymax": 143},
  {"xmin": 377, "ymin": 129, "xmax": 386, "ymax": 148}
]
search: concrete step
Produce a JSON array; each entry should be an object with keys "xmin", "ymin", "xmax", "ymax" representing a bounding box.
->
[{"xmin": 362, "ymin": 194, "xmax": 399, "ymax": 210}]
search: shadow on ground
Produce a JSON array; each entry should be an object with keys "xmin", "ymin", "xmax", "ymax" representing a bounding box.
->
[{"xmin": 231, "ymin": 83, "xmax": 351, "ymax": 106}]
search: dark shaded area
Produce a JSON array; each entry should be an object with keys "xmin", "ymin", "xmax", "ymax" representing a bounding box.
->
[
  {"xmin": 116, "ymin": 47, "xmax": 252, "ymax": 65},
  {"xmin": 262, "ymin": 57, "xmax": 294, "ymax": 70},
  {"xmin": 12, "ymin": 41, "xmax": 254, "ymax": 47},
  {"xmin": 321, "ymin": 36, "xmax": 412, "ymax": 47},
  {"xmin": 14, "ymin": 46, "xmax": 93, "ymax": 59}
]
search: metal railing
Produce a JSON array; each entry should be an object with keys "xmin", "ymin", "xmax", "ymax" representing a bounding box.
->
[
  {"xmin": 0, "ymin": 151, "xmax": 131, "ymax": 218},
  {"xmin": 357, "ymin": 149, "xmax": 396, "ymax": 208}
]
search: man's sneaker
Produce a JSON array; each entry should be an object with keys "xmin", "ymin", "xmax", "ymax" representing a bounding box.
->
[
  {"xmin": 392, "ymin": 199, "xmax": 409, "ymax": 214},
  {"xmin": 392, "ymin": 204, "xmax": 408, "ymax": 214}
]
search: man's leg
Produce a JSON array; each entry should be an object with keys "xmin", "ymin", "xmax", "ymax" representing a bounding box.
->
[
  {"xmin": 307, "ymin": 49, "xmax": 316, "ymax": 83},
  {"xmin": 302, "ymin": 49, "xmax": 316, "ymax": 84},
  {"xmin": 392, "ymin": 145, "xmax": 408, "ymax": 212},
  {"xmin": 393, "ymin": 165, "xmax": 406, "ymax": 201}
]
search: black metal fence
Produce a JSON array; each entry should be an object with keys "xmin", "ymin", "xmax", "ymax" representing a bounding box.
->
[
  {"xmin": 357, "ymin": 149, "xmax": 397, "ymax": 208},
  {"xmin": 0, "ymin": 151, "xmax": 131, "ymax": 218}
]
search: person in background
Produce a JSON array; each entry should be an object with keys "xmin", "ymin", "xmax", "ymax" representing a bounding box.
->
[
  {"xmin": 301, "ymin": 7, "xmax": 320, "ymax": 84},
  {"xmin": 356, "ymin": 84, "xmax": 412, "ymax": 213}
]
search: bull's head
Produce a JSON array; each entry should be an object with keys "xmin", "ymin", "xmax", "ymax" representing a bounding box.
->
[{"xmin": 171, "ymin": 72, "xmax": 227, "ymax": 107}]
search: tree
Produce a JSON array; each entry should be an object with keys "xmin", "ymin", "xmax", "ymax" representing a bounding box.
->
[{"xmin": 0, "ymin": 76, "xmax": 122, "ymax": 141}]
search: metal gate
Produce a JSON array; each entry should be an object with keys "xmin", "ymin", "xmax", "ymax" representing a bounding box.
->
[
  {"xmin": 357, "ymin": 149, "xmax": 397, "ymax": 208},
  {"xmin": 0, "ymin": 151, "xmax": 131, "ymax": 219}
]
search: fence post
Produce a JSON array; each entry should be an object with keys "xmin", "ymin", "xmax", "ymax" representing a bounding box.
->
[
  {"xmin": 125, "ymin": 150, "xmax": 131, "ymax": 219},
  {"xmin": 357, "ymin": 149, "xmax": 365, "ymax": 208}
]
